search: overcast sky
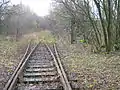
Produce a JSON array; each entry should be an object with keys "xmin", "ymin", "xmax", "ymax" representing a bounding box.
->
[{"xmin": 10, "ymin": 0, "xmax": 52, "ymax": 16}]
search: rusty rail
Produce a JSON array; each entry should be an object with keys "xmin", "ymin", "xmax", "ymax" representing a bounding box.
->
[
  {"xmin": 4, "ymin": 42, "xmax": 39, "ymax": 90},
  {"xmin": 54, "ymin": 44, "xmax": 72, "ymax": 90},
  {"xmin": 4, "ymin": 42, "xmax": 72, "ymax": 90},
  {"xmin": 46, "ymin": 44, "xmax": 72, "ymax": 90}
]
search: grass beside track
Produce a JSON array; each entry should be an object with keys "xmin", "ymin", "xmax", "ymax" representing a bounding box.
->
[
  {"xmin": 23, "ymin": 31, "xmax": 56, "ymax": 44},
  {"xmin": 0, "ymin": 35, "xmax": 29, "ymax": 89},
  {"xmin": 0, "ymin": 30, "xmax": 56, "ymax": 89},
  {"xmin": 0, "ymin": 36, "xmax": 28, "ymax": 72},
  {"xmin": 0, "ymin": 30, "xmax": 56, "ymax": 72},
  {"xmin": 57, "ymin": 34, "xmax": 120, "ymax": 90}
]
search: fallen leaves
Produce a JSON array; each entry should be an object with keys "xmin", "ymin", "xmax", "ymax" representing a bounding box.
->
[
  {"xmin": 0, "ymin": 35, "xmax": 29, "ymax": 89},
  {"xmin": 57, "ymin": 36, "xmax": 120, "ymax": 89}
]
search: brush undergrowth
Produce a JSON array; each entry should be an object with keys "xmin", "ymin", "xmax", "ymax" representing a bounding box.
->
[
  {"xmin": 0, "ymin": 30, "xmax": 56, "ymax": 69},
  {"xmin": 57, "ymin": 34, "xmax": 120, "ymax": 89}
]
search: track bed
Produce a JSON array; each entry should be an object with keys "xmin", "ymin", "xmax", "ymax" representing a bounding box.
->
[{"xmin": 16, "ymin": 44, "xmax": 63, "ymax": 90}]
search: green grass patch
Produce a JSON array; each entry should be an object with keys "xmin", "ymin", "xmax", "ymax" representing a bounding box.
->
[
  {"xmin": 38, "ymin": 31, "xmax": 56, "ymax": 44},
  {"xmin": 23, "ymin": 31, "xmax": 56, "ymax": 44}
]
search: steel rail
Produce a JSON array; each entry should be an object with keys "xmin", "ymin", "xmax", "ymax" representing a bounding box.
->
[
  {"xmin": 4, "ymin": 42, "xmax": 72, "ymax": 90},
  {"xmin": 54, "ymin": 44, "xmax": 72, "ymax": 90},
  {"xmin": 3, "ymin": 43, "xmax": 30, "ymax": 90},
  {"xmin": 46, "ymin": 44, "xmax": 72, "ymax": 90},
  {"xmin": 4, "ymin": 42, "xmax": 39, "ymax": 90}
]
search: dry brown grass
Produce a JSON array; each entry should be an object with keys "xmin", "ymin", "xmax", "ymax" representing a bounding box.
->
[
  {"xmin": 57, "ymin": 34, "xmax": 120, "ymax": 90},
  {"xmin": 0, "ymin": 30, "xmax": 56, "ymax": 89},
  {"xmin": 0, "ymin": 35, "xmax": 30, "ymax": 89}
]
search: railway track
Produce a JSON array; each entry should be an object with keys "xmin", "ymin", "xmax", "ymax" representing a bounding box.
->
[{"xmin": 4, "ymin": 42, "xmax": 72, "ymax": 90}]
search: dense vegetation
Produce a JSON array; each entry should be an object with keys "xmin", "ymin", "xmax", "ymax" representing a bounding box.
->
[
  {"xmin": 1, "ymin": 0, "xmax": 120, "ymax": 53},
  {"xmin": 45, "ymin": 0, "xmax": 120, "ymax": 53}
]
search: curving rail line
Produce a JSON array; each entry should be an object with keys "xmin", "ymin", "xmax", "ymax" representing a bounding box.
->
[{"xmin": 4, "ymin": 42, "xmax": 72, "ymax": 90}]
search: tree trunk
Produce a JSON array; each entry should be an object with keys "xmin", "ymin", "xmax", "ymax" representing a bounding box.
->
[{"xmin": 70, "ymin": 19, "xmax": 76, "ymax": 44}]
